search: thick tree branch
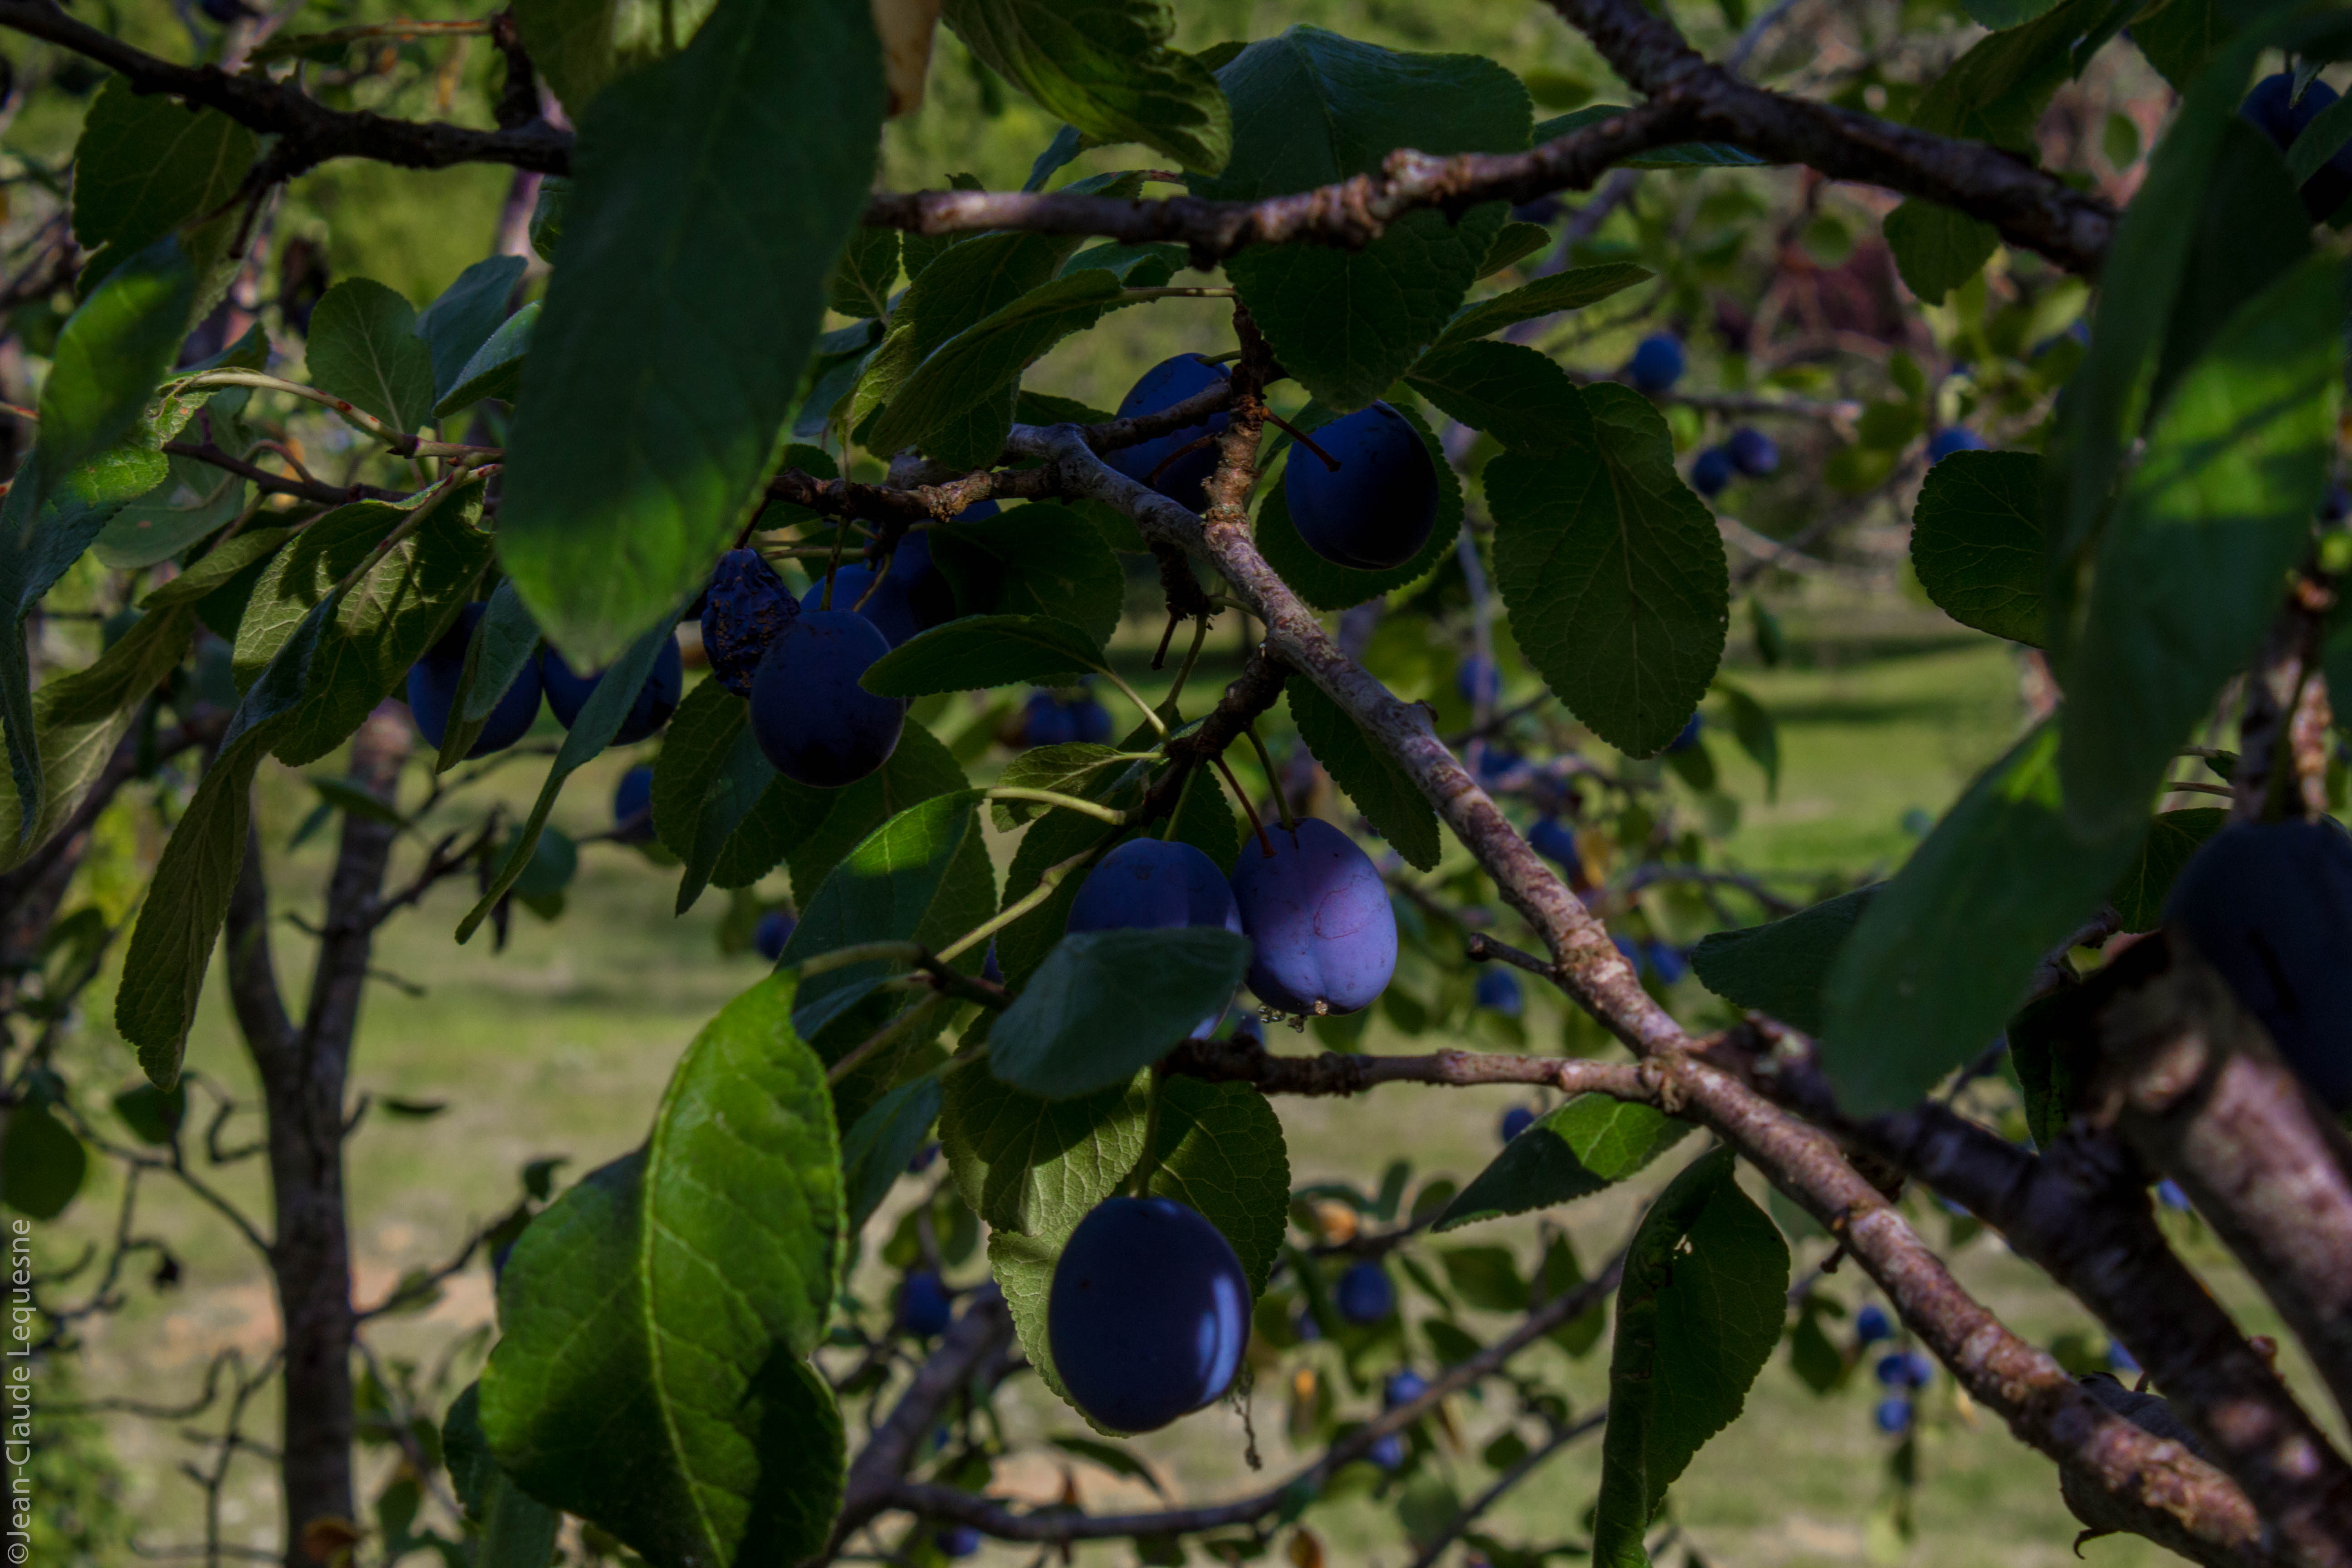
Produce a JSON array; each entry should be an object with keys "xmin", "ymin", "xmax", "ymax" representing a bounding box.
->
[
  {"xmin": 1755, "ymin": 1044, "xmax": 2352, "ymax": 1568},
  {"xmin": 0, "ymin": 0, "xmax": 571, "ymax": 176},
  {"xmin": 2088, "ymin": 933, "xmax": 2352, "ymax": 1434},
  {"xmin": 1544, "ymin": 0, "xmax": 2115, "ymax": 275}
]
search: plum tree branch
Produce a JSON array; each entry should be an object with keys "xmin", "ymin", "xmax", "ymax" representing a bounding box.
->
[
  {"xmin": 1162, "ymin": 1033, "xmax": 1655, "ymax": 1097},
  {"xmin": 0, "ymin": 0, "xmax": 571, "ymax": 176},
  {"xmin": 982, "ymin": 411, "xmax": 2278, "ymax": 1564},
  {"xmin": 1542, "ymin": 0, "xmax": 2115, "ymax": 275},
  {"xmin": 1725, "ymin": 1022, "xmax": 2352, "ymax": 1567},
  {"xmin": 2084, "ymin": 933, "xmax": 2352, "ymax": 1433}
]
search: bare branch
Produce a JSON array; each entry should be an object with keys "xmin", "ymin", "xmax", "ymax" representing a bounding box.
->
[
  {"xmin": 832, "ymin": 1285, "xmax": 1016, "ymax": 1544},
  {"xmin": 1543, "ymin": 0, "xmax": 2115, "ymax": 275},
  {"xmin": 1162, "ymin": 1033, "xmax": 1654, "ymax": 1098}
]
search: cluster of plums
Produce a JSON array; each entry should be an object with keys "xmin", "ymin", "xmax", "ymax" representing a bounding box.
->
[
  {"xmin": 1110, "ymin": 354, "xmax": 1439, "ymax": 573},
  {"xmin": 1689, "ymin": 426, "xmax": 1779, "ymax": 498},
  {"xmin": 1046, "ymin": 818, "xmax": 1401, "ymax": 1432},
  {"xmin": 406, "ymin": 603, "xmax": 684, "ymax": 758},
  {"xmin": 1015, "ymin": 687, "xmax": 1113, "ymax": 747}
]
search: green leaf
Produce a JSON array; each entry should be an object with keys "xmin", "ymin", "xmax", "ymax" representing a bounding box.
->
[
  {"xmin": 112, "ymin": 1082, "xmax": 187, "ymax": 1146},
  {"xmin": 95, "ymin": 452, "xmax": 249, "ymax": 570},
  {"xmin": 443, "ymin": 1385, "xmax": 564, "ymax": 1568},
  {"xmin": 2108, "ymin": 807, "xmax": 2225, "ymax": 933},
  {"xmin": 1254, "ymin": 399, "xmax": 1464, "ymax": 611},
  {"xmin": 1592, "ymin": 1147, "xmax": 1789, "ymax": 1568},
  {"xmin": 1713, "ymin": 680, "xmax": 1780, "ymax": 799},
  {"xmin": 652, "ymin": 679, "xmax": 755, "ymax": 858},
  {"xmin": 1195, "ymin": 27, "xmax": 1529, "ymax": 410},
  {"xmin": 927, "ymin": 504, "xmax": 1126, "ymax": 646},
  {"xmin": 1433, "ymin": 263, "xmax": 1651, "ymax": 348},
  {"xmin": 416, "ymin": 256, "xmax": 528, "ymax": 400},
  {"xmin": 1144, "ymin": 1077, "xmax": 1289, "ymax": 1295},
  {"xmin": 436, "ymin": 302, "xmax": 541, "ymax": 417},
  {"xmin": 2060, "ymin": 255, "xmax": 2338, "ymax": 838},
  {"xmin": 499, "ymin": 0, "xmax": 883, "ymax": 665},
  {"xmin": 727, "ymin": 719, "xmax": 970, "ymax": 903},
  {"xmin": 1287, "ymin": 679, "xmax": 1439, "ymax": 870},
  {"xmin": 993, "ymin": 743, "xmax": 1129, "ymax": 829},
  {"xmin": 1475, "ymin": 220, "xmax": 1553, "ymax": 279},
  {"xmin": 457, "ymin": 615, "xmax": 681, "ymax": 941},
  {"xmin": 2130, "ymin": 0, "xmax": 2226, "ymax": 91},
  {"xmin": 69, "ymin": 77, "xmax": 256, "ymax": 289},
  {"xmin": 869, "ymin": 271, "xmax": 1128, "ymax": 457},
  {"xmin": 1908, "ymin": 0, "xmax": 2109, "ymax": 148},
  {"xmin": 435, "ymin": 579, "xmax": 544, "ymax": 773},
  {"xmin": 827, "ymin": 226, "xmax": 900, "ymax": 320},
  {"xmin": 777, "ymin": 790, "xmax": 995, "ymax": 1038},
  {"xmin": 1488, "ymin": 384, "xmax": 1730, "ymax": 756},
  {"xmin": 1909, "ymin": 450, "xmax": 2046, "ymax": 646},
  {"xmin": 30, "ymin": 235, "xmax": 196, "ymax": 518},
  {"xmin": 480, "ymin": 974, "xmax": 846, "ymax": 1568},
  {"xmin": 511, "ymin": 0, "xmax": 722, "ymax": 115},
  {"xmin": 304, "ymin": 279, "xmax": 439, "ymax": 435},
  {"xmin": 1, "ymin": 1105, "xmax": 87, "ymax": 1219},
  {"xmin": 994, "ymin": 802, "xmax": 1127, "ymax": 989},
  {"xmin": 234, "ymin": 489, "xmax": 490, "ymax": 767},
  {"xmin": 1438, "ymin": 1245, "xmax": 1526, "ymax": 1312},
  {"xmin": 988, "ymin": 928, "xmax": 1253, "ymax": 1098},
  {"xmin": 1435, "ymin": 1095, "xmax": 1689, "ymax": 1230},
  {"xmin": 942, "ymin": 0, "xmax": 1234, "ymax": 173},
  {"xmin": 840, "ymin": 1076, "xmax": 943, "ymax": 1232},
  {"xmin": 1883, "ymin": 200, "xmax": 2000, "ymax": 306},
  {"xmin": 676, "ymin": 723, "xmax": 774, "ymax": 915},
  {"xmin": 1405, "ymin": 338, "xmax": 1590, "ymax": 455},
  {"xmin": 864, "ymin": 614, "xmax": 1108, "ymax": 696},
  {"xmin": 1822, "ymin": 721, "xmax": 2143, "ymax": 1113},
  {"xmin": 1689, "ymin": 888, "xmax": 1873, "ymax": 1037},
  {"xmin": 1065, "ymin": 240, "xmax": 1188, "ymax": 285}
]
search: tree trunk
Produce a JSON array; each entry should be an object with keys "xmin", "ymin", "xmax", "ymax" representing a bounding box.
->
[{"xmin": 227, "ymin": 704, "xmax": 412, "ymax": 1566}]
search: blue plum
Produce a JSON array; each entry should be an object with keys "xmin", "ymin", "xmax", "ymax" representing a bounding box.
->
[
  {"xmin": 1383, "ymin": 1370, "xmax": 1429, "ymax": 1408},
  {"xmin": 1874, "ymin": 1396, "xmax": 1912, "ymax": 1436},
  {"xmin": 1875, "ymin": 1350, "xmax": 1933, "ymax": 1389},
  {"xmin": 1229, "ymin": 818, "xmax": 1397, "ymax": 1016},
  {"xmin": 1475, "ymin": 968, "xmax": 1523, "ymax": 1016},
  {"xmin": 541, "ymin": 636, "xmax": 684, "ymax": 745},
  {"xmin": 1624, "ymin": 333, "xmax": 1685, "ymax": 395},
  {"xmin": 612, "ymin": 764, "xmax": 654, "ymax": 843},
  {"xmin": 2156, "ymin": 1179, "xmax": 2191, "ymax": 1212},
  {"xmin": 902, "ymin": 1269, "xmax": 953, "ymax": 1337},
  {"xmin": 1499, "ymin": 1105, "xmax": 1536, "ymax": 1143},
  {"xmin": 754, "ymin": 908, "xmax": 796, "ymax": 962},
  {"xmin": 700, "ymin": 548, "xmax": 796, "ymax": 696},
  {"xmin": 936, "ymin": 1526, "xmax": 982, "ymax": 1559},
  {"xmin": 1644, "ymin": 942, "xmax": 1688, "ymax": 985},
  {"xmin": 1667, "ymin": 713, "xmax": 1703, "ymax": 752},
  {"xmin": 1855, "ymin": 1303, "xmax": 1892, "ymax": 1345},
  {"xmin": 1528, "ymin": 816, "xmax": 1578, "ymax": 872},
  {"xmin": 1106, "ymin": 355, "xmax": 1232, "ymax": 511},
  {"xmin": 2108, "ymin": 1339, "xmax": 2141, "ymax": 1376},
  {"xmin": 1335, "ymin": 1260, "xmax": 1394, "ymax": 1325},
  {"xmin": 1070, "ymin": 696, "xmax": 1112, "ymax": 744},
  {"xmin": 906, "ymin": 1141, "xmax": 940, "ymax": 1174},
  {"xmin": 1070, "ymin": 838, "xmax": 1244, "ymax": 937},
  {"xmin": 1457, "ymin": 656, "xmax": 1502, "ymax": 707},
  {"xmin": 802, "ymin": 564, "xmax": 920, "ymax": 648},
  {"xmin": 1020, "ymin": 691, "xmax": 1078, "ymax": 746},
  {"xmin": 1690, "ymin": 446, "xmax": 1734, "ymax": 498},
  {"xmin": 1368, "ymin": 1433, "xmax": 1407, "ymax": 1471},
  {"xmin": 2163, "ymin": 818, "xmax": 2352, "ymax": 1107},
  {"xmin": 889, "ymin": 500, "xmax": 993, "ymax": 631},
  {"xmin": 406, "ymin": 603, "xmax": 544, "ymax": 758},
  {"xmin": 1284, "ymin": 402, "xmax": 1438, "ymax": 572},
  {"xmin": 749, "ymin": 610, "xmax": 906, "ymax": 787},
  {"xmin": 1048, "ymin": 1196, "xmax": 1248, "ymax": 1432},
  {"xmin": 1926, "ymin": 427, "xmax": 1986, "ymax": 464},
  {"xmin": 1727, "ymin": 426, "xmax": 1779, "ymax": 477}
]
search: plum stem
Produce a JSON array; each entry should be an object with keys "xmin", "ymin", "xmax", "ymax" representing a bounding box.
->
[
  {"xmin": 1159, "ymin": 614, "xmax": 1215, "ymax": 715},
  {"xmin": 1244, "ymin": 724, "xmax": 1297, "ymax": 833},
  {"xmin": 1212, "ymin": 754, "xmax": 1277, "ymax": 858},
  {"xmin": 936, "ymin": 839, "xmax": 1115, "ymax": 964},
  {"xmin": 820, "ymin": 520, "xmax": 850, "ymax": 610},
  {"xmin": 827, "ymin": 993, "xmax": 948, "ymax": 1085},
  {"xmin": 1097, "ymin": 665, "xmax": 1171, "ymax": 739},
  {"xmin": 983, "ymin": 787, "xmax": 1130, "ymax": 826},
  {"xmin": 1151, "ymin": 611, "xmax": 1182, "ymax": 670},
  {"xmin": 1127, "ymin": 1072, "xmax": 1169, "ymax": 1197},
  {"xmin": 1264, "ymin": 412, "xmax": 1340, "ymax": 472}
]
